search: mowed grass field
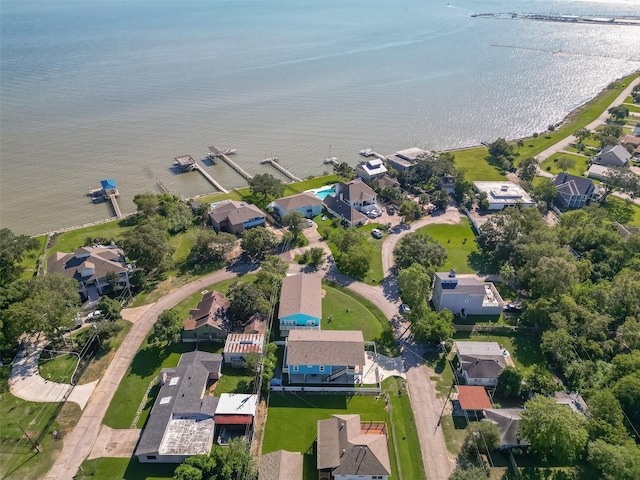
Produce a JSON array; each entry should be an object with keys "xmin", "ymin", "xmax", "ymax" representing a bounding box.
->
[
  {"xmin": 451, "ymin": 147, "xmax": 507, "ymax": 182},
  {"xmin": 539, "ymin": 152, "xmax": 590, "ymax": 177},
  {"xmin": 419, "ymin": 218, "xmax": 479, "ymax": 274}
]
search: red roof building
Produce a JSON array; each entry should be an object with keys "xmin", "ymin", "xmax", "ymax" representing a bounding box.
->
[{"xmin": 456, "ymin": 386, "xmax": 492, "ymax": 418}]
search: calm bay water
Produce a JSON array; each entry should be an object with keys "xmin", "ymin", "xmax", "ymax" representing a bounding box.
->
[{"xmin": 1, "ymin": 0, "xmax": 639, "ymax": 235}]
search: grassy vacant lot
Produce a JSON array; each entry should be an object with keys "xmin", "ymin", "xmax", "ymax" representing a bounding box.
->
[
  {"xmin": 322, "ymin": 281, "xmax": 400, "ymax": 357},
  {"xmin": 601, "ymin": 196, "xmax": 640, "ymax": 227},
  {"xmin": 18, "ymin": 235, "xmax": 47, "ymax": 280},
  {"xmin": 539, "ymin": 152, "xmax": 589, "ymax": 177},
  {"xmin": 0, "ymin": 394, "xmax": 81, "ymax": 480},
  {"xmin": 321, "ymin": 284, "xmax": 383, "ymax": 341},
  {"xmin": 451, "ymin": 147, "xmax": 507, "ymax": 182},
  {"xmin": 77, "ymin": 457, "xmax": 174, "ymax": 480},
  {"xmin": 262, "ymin": 378, "xmax": 425, "ymax": 480},
  {"xmin": 38, "ymin": 353, "xmax": 78, "ymax": 384},
  {"xmin": 419, "ymin": 219, "xmax": 479, "ymax": 274}
]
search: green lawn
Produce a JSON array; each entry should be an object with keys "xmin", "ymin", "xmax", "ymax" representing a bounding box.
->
[
  {"xmin": 322, "ymin": 281, "xmax": 400, "ymax": 357},
  {"xmin": 539, "ymin": 152, "xmax": 589, "ymax": 177},
  {"xmin": 383, "ymin": 377, "xmax": 427, "ymax": 480},
  {"xmin": 38, "ymin": 353, "xmax": 78, "ymax": 384},
  {"xmin": 321, "ymin": 284, "xmax": 383, "ymax": 341},
  {"xmin": 451, "ymin": 147, "xmax": 507, "ymax": 182},
  {"xmin": 262, "ymin": 384, "xmax": 415, "ymax": 480},
  {"xmin": 419, "ymin": 219, "xmax": 479, "ymax": 274},
  {"xmin": 601, "ymin": 196, "xmax": 640, "ymax": 227},
  {"xmin": 440, "ymin": 415, "xmax": 468, "ymax": 455},
  {"xmin": 453, "ymin": 332, "xmax": 545, "ymax": 375},
  {"xmin": 77, "ymin": 457, "xmax": 174, "ymax": 480},
  {"xmin": 623, "ymin": 103, "xmax": 640, "ymax": 114},
  {"xmin": 19, "ymin": 235, "xmax": 47, "ymax": 280},
  {"xmin": 47, "ymin": 219, "xmax": 134, "ymax": 256}
]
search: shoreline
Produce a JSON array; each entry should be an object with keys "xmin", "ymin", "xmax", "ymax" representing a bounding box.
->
[{"xmin": 25, "ymin": 71, "xmax": 640, "ymax": 238}]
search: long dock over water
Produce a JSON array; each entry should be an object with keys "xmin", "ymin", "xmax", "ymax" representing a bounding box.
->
[
  {"xmin": 193, "ymin": 162, "xmax": 228, "ymax": 193},
  {"xmin": 210, "ymin": 146, "xmax": 253, "ymax": 181},
  {"xmin": 261, "ymin": 157, "xmax": 301, "ymax": 183},
  {"xmin": 107, "ymin": 194, "xmax": 122, "ymax": 218},
  {"xmin": 174, "ymin": 155, "xmax": 228, "ymax": 193}
]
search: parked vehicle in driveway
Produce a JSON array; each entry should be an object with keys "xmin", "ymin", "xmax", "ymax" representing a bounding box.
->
[
  {"xmin": 371, "ymin": 228, "xmax": 383, "ymax": 239},
  {"xmin": 400, "ymin": 304, "xmax": 411, "ymax": 314},
  {"xmin": 386, "ymin": 205, "xmax": 396, "ymax": 215}
]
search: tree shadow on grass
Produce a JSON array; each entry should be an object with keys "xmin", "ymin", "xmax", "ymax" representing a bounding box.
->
[
  {"xmin": 511, "ymin": 335, "xmax": 545, "ymax": 369},
  {"xmin": 129, "ymin": 342, "xmax": 192, "ymax": 378},
  {"xmin": 268, "ymin": 392, "xmax": 348, "ymax": 410},
  {"xmin": 468, "ymin": 252, "xmax": 497, "ymax": 274}
]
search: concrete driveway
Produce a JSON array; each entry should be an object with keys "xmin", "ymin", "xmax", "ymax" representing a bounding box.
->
[{"xmin": 362, "ymin": 351, "xmax": 406, "ymax": 384}]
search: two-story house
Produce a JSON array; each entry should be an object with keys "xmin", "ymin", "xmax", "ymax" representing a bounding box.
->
[
  {"xmin": 278, "ymin": 274, "xmax": 322, "ymax": 334},
  {"xmin": 47, "ymin": 245, "xmax": 132, "ymax": 302},
  {"xmin": 553, "ymin": 172, "xmax": 597, "ymax": 209},
  {"xmin": 181, "ymin": 290, "xmax": 230, "ymax": 342},
  {"xmin": 208, "ymin": 200, "xmax": 266, "ymax": 234},
  {"xmin": 271, "ymin": 192, "xmax": 323, "ymax": 220},
  {"xmin": 283, "ymin": 330, "xmax": 365, "ymax": 384},
  {"xmin": 431, "ymin": 270, "xmax": 504, "ymax": 316}
]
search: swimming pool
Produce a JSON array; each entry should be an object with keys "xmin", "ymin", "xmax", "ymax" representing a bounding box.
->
[{"xmin": 308, "ymin": 185, "xmax": 336, "ymax": 200}]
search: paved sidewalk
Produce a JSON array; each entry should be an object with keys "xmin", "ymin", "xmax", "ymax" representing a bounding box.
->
[{"xmin": 9, "ymin": 337, "xmax": 97, "ymax": 410}]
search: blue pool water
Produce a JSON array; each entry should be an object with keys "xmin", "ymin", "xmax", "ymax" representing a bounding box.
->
[{"xmin": 311, "ymin": 186, "xmax": 336, "ymax": 200}]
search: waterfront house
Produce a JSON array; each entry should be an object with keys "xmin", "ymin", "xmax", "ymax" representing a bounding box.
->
[
  {"xmin": 223, "ymin": 333, "xmax": 264, "ymax": 368},
  {"xmin": 259, "ymin": 450, "xmax": 303, "ymax": 480},
  {"xmin": 136, "ymin": 351, "xmax": 222, "ymax": 463},
  {"xmin": 375, "ymin": 174, "xmax": 401, "ymax": 190},
  {"xmin": 271, "ymin": 192, "xmax": 323, "ymax": 219},
  {"xmin": 356, "ymin": 158, "xmax": 388, "ymax": 181},
  {"xmin": 472, "ymin": 181, "xmax": 535, "ymax": 210},
  {"xmin": 317, "ymin": 414, "xmax": 391, "ymax": 480},
  {"xmin": 278, "ymin": 274, "xmax": 322, "ymax": 334},
  {"xmin": 181, "ymin": 291, "xmax": 230, "ymax": 343},
  {"xmin": 455, "ymin": 341, "xmax": 509, "ymax": 387},
  {"xmin": 47, "ymin": 245, "xmax": 132, "ymax": 302},
  {"xmin": 283, "ymin": 330, "xmax": 365, "ymax": 385},
  {"xmin": 208, "ymin": 200, "xmax": 266, "ymax": 234},
  {"xmin": 322, "ymin": 178, "xmax": 377, "ymax": 227},
  {"xmin": 594, "ymin": 144, "xmax": 631, "ymax": 167},
  {"xmin": 553, "ymin": 172, "xmax": 597, "ymax": 209},
  {"xmin": 431, "ymin": 270, "xmax": 504, "ymax": 316},
  {"xmin": 385, "ymin": 147, "xmax": 428, "ymax": 172}
]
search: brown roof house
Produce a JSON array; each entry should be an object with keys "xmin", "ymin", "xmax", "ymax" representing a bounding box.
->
[
  {"xmin": 455, "ymin": 341, "xmax": 510, "ymax": 387},
  {"xmin": 284, "ymin": 330, "xmax": 365, "ymax": 385},
  {"xmin": 182, "ymin": 291, "xmax": 231, "ymax": 342},
  {"xmin": 259, "ymin": 450, "xmax": 303, "ymax": 480},
  {"xmin": 271, "ymin": 192, "xmax": 323, "ymax": 219},
  {"xmin": 278, "ymin": 274, "xmax": 322, "ymax": 334},
  {"xmin": 323, "ymin": 178, "xmax": 377, "ymax": 227},
  {"xmin": 136, "ymin": 351, "xmax": 222, "ymax": 463},
  {"xmin": 317, "ymin": 414, "xmax": 391, "ymax": 480},
  {"xmin": 208, "ymin": 200, "xmax": 266, "ymax": 234},
  {"xmin": 47, "ymin": 245, "xmax": 132, "ymax": 302},
  {"xmin": 453, "ymin": 385, "xmax": 493, "ymax": 419}
]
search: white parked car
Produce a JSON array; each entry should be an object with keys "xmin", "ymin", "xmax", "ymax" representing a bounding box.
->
[
  {"xmin": 371, "ymin": 228, "xmax": 383, "ymax": 239},
  {"xmin": 307, "ymin": 219, "xmax": 314, "ymax": 227}
]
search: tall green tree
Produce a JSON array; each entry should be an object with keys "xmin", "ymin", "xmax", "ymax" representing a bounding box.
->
[
  {"xmin": 409, "ymin": 308, "xmax": 454, "ymax": 343},
  {"xmin": 282, "ymin": 211, "xmax": 306, "ymax": 240},
  {"xmin": 587, "ymin": 439, "xmax": 640, "ymax": 480},
  {"xmin": 227, "ymin": 281, "xmax": 270, "ymax": 323},
  {"xmin": 519, "ymin": 157, "xmax": 538, "ymax": 183},
  {"xmin": 556, "ymin": 156, "xmax": 576, "ymax": 172},
  {"xmin": 520, "ymin": 395, "xmax": 588, "ymax": 463},
  {"xmin": 0, "ymin": 228, "xmax": 40, "ymax": 287},
  {"xmin": 123, "ymin": 221, "xmax": 174, "ymax": 273},
  {"xmin": 248, "ymin": 173, "xmax": 284, "ymax": 201},
  {"xmin": 460, "ymin": 421, "xmax": 500, "ymax": 458},
  {"xmin": 397, "ymin": 263, "xmax": 432, "ymax": 309},
  {"xmin": 333, "ymin": 162, "xmax": 355, "ymax": 179},
  {"xmin": 496, "ymin": 366, "xmax": 523, "ymax": 397},
  {"xmin": 240, "ymin": 227, "xmax": 278, "ymax": 259},
  {"xmin": 149, "ymin": 309, "xmax": 183, "ymax": 344},
  {"xmin": 608, "ymin": 105, "xmax": 629, "ymax": 121},
  {"xmin": 394, "ymin": 231, "xmax": 447, "ymax": 270}
]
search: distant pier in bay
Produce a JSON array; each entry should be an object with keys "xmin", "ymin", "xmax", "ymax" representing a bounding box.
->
[{"xmin": 471, "ymin": 12, "xmax": 640, "ymax": 26}]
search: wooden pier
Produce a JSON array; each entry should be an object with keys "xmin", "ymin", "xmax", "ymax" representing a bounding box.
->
[
  {"xmin": 261, "ymin": 157, "xmax": 301, "ymax": 183},
  {"xmin": 174, "ymin": 154, "xmax": 228, "ymax": 193},
  {"xmin": 211, "ymin": 145, "xmax": 253, "ymax": 181},
  {"xmin": 88, "ymin": 179, "xmax": 124, "ymax": 218}
]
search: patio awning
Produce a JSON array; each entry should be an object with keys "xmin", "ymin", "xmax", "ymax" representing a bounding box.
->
[{"xmin": 214, "ymin": 414, "xmax": 253, "ymax": 425}]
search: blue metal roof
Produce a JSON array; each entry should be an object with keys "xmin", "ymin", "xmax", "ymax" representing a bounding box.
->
[{"xmin": 100, "ymin": 179, "xmax": 117, "ymax": 189}]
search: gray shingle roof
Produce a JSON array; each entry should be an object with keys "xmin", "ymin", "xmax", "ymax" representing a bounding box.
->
[
  {"xmin": 595, "ymin": 144, "xmax": 631, "ymax": 166},
  {"xmin": 135, "ymin": 351, "xmax": 222, "ymax": 456},
  {"xmin": 259, "ymin": 450, "xmax": 303, "ymax": 480},
  {"xmin": 484, "ymin": 408, "xmax": 528, "ymax": 448},
  {"xmin": 460, "ymin": 356, "xmax": 507, "ymax": 379},
  {"xmin": 435, "ymin": 273, "xmax": 486, "ymax": 295},
  {"xmin": 322, "ymin": 194, "xmax": 368, "ymax": 224},
  {"xmin": 317, "ymin": 414, "xmax": 391, "ymax": 476},
  {"xmin": 278, "ymin": 274, "xmax": 322, "ymax": 320},
  {"xmin": 287, "ymin": 330, "xmax": 365, "ymax": 366},
  {"xmin": 553, "ymin": 172, "xmax": 595, "ymax": 196},
  {"xmin": 338, "ymin": 178, "xmax": 376, "ymax": 204},
  {"xmin": 273, "ymin": 192, "xmax": 322, "ymax": 211}
]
